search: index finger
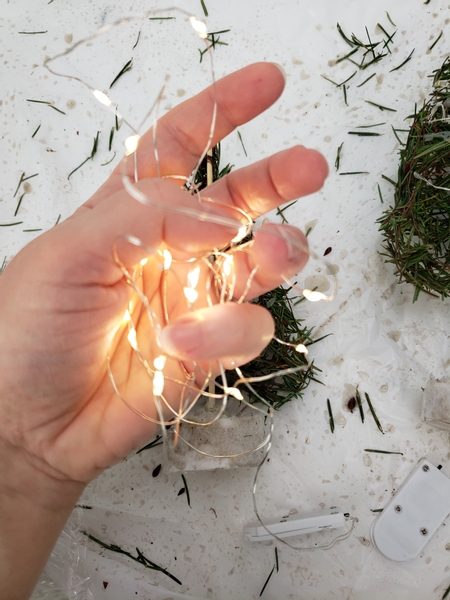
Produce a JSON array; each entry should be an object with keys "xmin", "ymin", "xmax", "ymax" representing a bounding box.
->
[{"xmin": 87, "ymin": 62, "xmax": 287, "ymax": 207}]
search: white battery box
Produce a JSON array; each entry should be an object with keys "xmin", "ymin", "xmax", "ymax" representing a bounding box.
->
[{"xmin": 370, "ymin": 459, "xmax": 450, "ymax": 562}]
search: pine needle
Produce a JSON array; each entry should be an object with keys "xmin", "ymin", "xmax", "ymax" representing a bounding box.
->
[
  {"xmin": 181, "ymin": 473, "xmax": 191, "ymax": 507},
  {"xmin": 327, "ymin": 399, "xmax": 335, "ymax": 433},
  {"xmin": 356, "ymin": 388, "xmax": 364, "ymax": 423},
  {"xmin": 335, "ymin": 142, "xmax": 344, "ymax": 171},
  {"xmin": 364, "ymin": 449, "xmax": 402, "ymax": 455},
  {"xmin": 110, "ymin": 59, "xmax": 133, "ymax": 88},
  {"xmin": 365, "ymin": 392, "xmax": 384, "ymax": 433}
]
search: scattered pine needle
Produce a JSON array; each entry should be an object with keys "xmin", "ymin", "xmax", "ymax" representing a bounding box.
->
[
  {"xmin": 356, "ymin": 388, "xmax": 364, "ymax": 423},
  {"xmin": 181, "ymin": 473, "xmax": 191, "ymax": 507},
  {"xmin": 335, "ymin": 142, "xmax": 344, "ymax": 171},
  {"xmin": 364, "ymin": 448, "xmax": 402, "ymax": 455},
  {"xmin": 364, "ymin": 392, "xmax": 384, "ymax": 433},
  {"xmin": 327, "ymin": 398, "xmax": 335, "ymax": 433},
  {"xmin": 83, "ymin": 531, "xmax": 182, "ymax": 585}
]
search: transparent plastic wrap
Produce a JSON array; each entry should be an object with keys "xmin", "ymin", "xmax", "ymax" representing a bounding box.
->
[
  {"xmin": 422, "ymin": 376, "xmax": 450, "ymax": 432},
  {"xmin": 31, "ymin": 508, "xmax": 93, "ymax": 600}
]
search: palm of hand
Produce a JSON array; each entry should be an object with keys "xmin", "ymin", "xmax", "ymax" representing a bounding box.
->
[{"xmin": 0, "ymin": 64, "xmax": 327, "ymax": 484}]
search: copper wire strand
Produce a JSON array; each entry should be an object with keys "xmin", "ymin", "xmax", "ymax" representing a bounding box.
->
[
  {"xmin": 172, "ymin": 371, "xmax": 196, "ymax": 447},
  {"xmin": 201, "ymin": 256, "xmax": 216, "ymax": 307},
  {"xmin": 175, "ymin": 430, "xmax": 272, "ymax": 459},
  {"xmin": 44, "ymin": 8, "xmax": 194, "ymax": 136},
  {"xmin": 413, "ymin": 171, "xmax": 450, "ymax": 193},
  {"xmin": 237, "ymin": 264, "xmax": 259, "ymax": 304},
  {"xmin": 251, "ymin": 445, "xmax": 356, "ymax": 551}
]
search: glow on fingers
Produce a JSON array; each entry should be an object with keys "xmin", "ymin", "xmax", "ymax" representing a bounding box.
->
[{"xmin": 46, "ymin": 7, "xmax": 340, "ymax": 518}]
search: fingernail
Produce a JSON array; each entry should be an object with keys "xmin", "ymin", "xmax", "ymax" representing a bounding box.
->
[
  {"xmin": 272, "ymin": 62, "xmax": 287, "ymax": 81},
  {"xmin": 264, "ymin": 223, "xmax": 308, "ymax": 261},
  {"xmin": 160, "ymin": 315, "xmax": 203, "ymax": 358}
]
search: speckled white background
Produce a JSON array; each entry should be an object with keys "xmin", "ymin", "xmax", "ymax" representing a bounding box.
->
[{"xmin": 3, "ymin": 1, "xmax": 450, "ymax": 599}]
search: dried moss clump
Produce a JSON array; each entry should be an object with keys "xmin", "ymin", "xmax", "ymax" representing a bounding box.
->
[{"xmin": 379, "ymin": 56, "xmax": 450, "ymax": 302}]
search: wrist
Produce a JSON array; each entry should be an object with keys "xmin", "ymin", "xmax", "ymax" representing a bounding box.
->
[
  {"xmin": 0, "ymin": 438, "xmax": 85, "ymax": 600},
  {"xmin": 0, "ymin": 437, "xmax": 85, "ymax": 512}
]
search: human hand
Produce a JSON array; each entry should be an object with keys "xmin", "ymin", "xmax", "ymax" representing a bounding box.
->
[{"xmin": 0, "ymin": 63, "xmax": 327, "ymax": 486}]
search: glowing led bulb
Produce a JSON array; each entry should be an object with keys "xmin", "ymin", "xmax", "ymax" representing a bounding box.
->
[
  {"xmin": 302, "ymin": 289, "xmax": 328, "ymax": 302},
  {"xmin": 231, "ymin": 225, "xmax": 248, "ymax": 244},
  {"xmin": 92, "ymin": 89, "xmax": 112, "ymax": 106},
  {"xmin": 184, "ymin": 287, "xmax": 199, "ymax": 303},
  {"xmin": 153, "ymin": 370, "xmax": 165, "ymax": 396},
  {"xmin": 125, "ymin": 134, "xmax": 140, "ymax": 155},
  {"xmin": 295, "ymin": 344, "xmax": 309, "ymax": 355},
  {"xmin": 152, "ymin": 355, "xmax": 166, "ymax": 396},
  {"xmin": 140, "ymin": 257, "xmax": 148, "ymax": 266},
  {"xmin": 226, "ymin": 387, "xmax": 244, "ymax": 401},
  {"xmin": 190, "ymin": 16, "xmax": 207, "ymax": 39},
  {"xmin": 222, "ymin": 254, "xmax": 234, "ymax": 277},
  {"xmin": 187, "ymin": 265, "xmax": 201, "ymax": 289},
  {"xmin": 183, "ymin": 265, "xmax": 201, "ymax": 303},
  {"xmin": 127, "ymin": 327, "xmax": 138, "ymax": 350},
  {"xmin": 153, "ymin": 355, "xmax": 166, "ymax": 371},
  {"xmin": 163, "ymin": 249, "xmax": 172, "ymax": 270},
  {"xmin": 123, "ymin": 309, "xmax": 132, "ymax": 323}
]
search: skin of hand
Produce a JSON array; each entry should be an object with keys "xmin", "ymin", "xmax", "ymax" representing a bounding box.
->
[{"xmin": 0, "ymin": 63, "xmax": 327, "ymax": 599}]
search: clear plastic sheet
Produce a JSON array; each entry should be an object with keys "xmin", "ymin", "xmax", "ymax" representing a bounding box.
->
[
  {"xmin": 3, "ymin": 0, "xmax": 450, "ymax": 598},
  {"xmin": 30, "ymin": 509, "xmax": 93, "ymax": 600}
]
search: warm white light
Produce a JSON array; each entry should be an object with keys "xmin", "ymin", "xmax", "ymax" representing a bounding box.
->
[
  {"xmin": 153, "ymin": 355, "xmax": 166, "ymax": 371},
  {"xmin": 184, "ymin": 287, "xmax": 198, "ymax": 303},
  {"xmin": 226, "ymin": 387, "xmax": 244, "ymax": 401},
  {"xmin": 127, "ymin": 328, "xmax": 138, "ymax": 350},
  {"xmin": 231, "ymin": 225, "xmax": 248, "ymax": 244},
  {"xmin": 140, "ymin": 257, "xmax": 148, "ymax": 266},
  {"xmin": 187, "ymin": 265, "xmax": 201, "ymax": 289},
  {"xmin": 295, "ymin": 344, "xmax": 309, "ymax": 355},
  {"xmin": 123, "ymin": 309, "xmax": 131, "ymax": 323},
  {"xmin": 125, "ymin": 134, "xmax": 140, "ymax": 155},
  {"xmin": 222, "ymin": 254, "xmax": 234, "ymax": 277},
  {"xmin": 190, "ymin": 16, "xmax": 207, "ymax": 39},
  {"xmin": 92, "ymin": 89, "xmax": 112, "ymax": 106},
  {"xmin": 163, "ymin": 249, "xmax": 172, "ymax": 270},
  {"xmin": 153, "ymin": 370, "xmax": 165, "ymax": 396},
  {"xmin": 302, "ymin": 289, "xmax": 328, "ymax": 302}
]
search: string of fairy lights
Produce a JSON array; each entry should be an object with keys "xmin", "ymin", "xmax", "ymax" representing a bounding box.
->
[{"xmin": 44, "ymin": 7, "xmax": 347, "ymax": 550}]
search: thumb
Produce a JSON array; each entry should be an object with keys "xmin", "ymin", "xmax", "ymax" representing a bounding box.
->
[{"xmin": 159, "ymin": 303, "xmax": 274, "ymax": 364}]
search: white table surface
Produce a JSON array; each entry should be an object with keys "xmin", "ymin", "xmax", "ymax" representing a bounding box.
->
[{"xmin": 3, "ymin": 1, "xmax": 450, "ymax": 598}]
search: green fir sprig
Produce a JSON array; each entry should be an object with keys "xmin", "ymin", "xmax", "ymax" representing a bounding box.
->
[
  {"xmin": 378, "ymin": 57, "xmax": 450, "ymax": 301},
  {"xmin": 83, "ymin": 531, "xmax": 182, "ymax": 585},
  {"xmin": 225, "ymin": 286, "xmax": 325, "ymax": 409},
  {"xmin": 198, "ymin": 29, "xmax": 231, "ymax": 63},
  {"xmin": 191, "ymin": 142, "xmax": 233, "ymax": 190}
]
